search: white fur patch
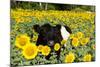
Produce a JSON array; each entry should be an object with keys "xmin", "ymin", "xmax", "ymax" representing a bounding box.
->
[{"xmin": 60, "ymin": 26, "xmax": 70, "ymax": 47}]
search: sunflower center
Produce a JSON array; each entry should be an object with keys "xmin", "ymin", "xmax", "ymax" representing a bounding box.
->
[
  {"xmin": 38, "ymin": 46, "xmax": 43, "ymax": 50},
  {"xmin": 19, "ymin": 37, "xmax": 27, "ymax": 46},
  {"xmin": 73, "ymin": 39, "xmax": 78, "ymax": 44},
  {"xmin": 66, "ymin": 55, "xmax": 74, "ymax": 62},
  {"xmin": 43, "ymin": 49, "xmax": 49, "ymax": 53},
  {"xmin": 85, "ymin": 56, "xmax": 91, "ymax": 61},
  {"xmin": 67, "ymin": 56, "xmax": 72, "ymax": 61},
  {"xmin": 25, "ymin": 47, "xmax": 35, "ymax": 56},
  {"xmin": 82, "ymin": 39, "xmax": 86, "ymax": 44}
]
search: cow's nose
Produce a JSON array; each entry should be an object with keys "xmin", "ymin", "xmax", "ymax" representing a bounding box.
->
[{"xmin": 48, "ymin": 41, "xmax": 54, "ymax": 46}]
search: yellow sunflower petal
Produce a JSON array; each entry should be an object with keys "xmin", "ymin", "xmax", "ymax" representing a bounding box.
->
[
  {"xmin": 61, "ymin": 40, "xmax": 67, "ymax": 45},
  {"xmin": 69, "ymin": 34, "xmax": 75, "ymax": 39},
  {"xmin": 75, "ymin": 32, "xmax": 84, "ymax": 39},
  {"xmin": 80, "ymin": 38, "xmax": 90, "ymax": 46},
  {"xmin": 83, "ymin": 54, "xmax": 92, "ymax": 62},
  {"xmin": 65, "ymin": 52, "xmax": 75, "ymax": 63}
]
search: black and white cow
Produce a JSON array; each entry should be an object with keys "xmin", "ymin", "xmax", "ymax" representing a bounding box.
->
[{"xmin": 33, "ymin": 23, "xmax": 72, "ymax": 60}]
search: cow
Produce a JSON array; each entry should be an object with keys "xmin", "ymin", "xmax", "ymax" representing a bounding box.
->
[{"xmin": 32, "ymin": 23, "xmax": 72, "ymax": 61}]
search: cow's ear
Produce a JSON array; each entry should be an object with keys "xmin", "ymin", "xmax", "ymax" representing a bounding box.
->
[
  {"xmin": 64, "ymin": 26, "xmax": 72, "ymax": 34},
  {"xmin": 33, "ymin": 25, "xmax": 40, "ymax": 33},
  {"xmin": 56, "ymin": 24, "xmax": 61, "ymax": 30}
]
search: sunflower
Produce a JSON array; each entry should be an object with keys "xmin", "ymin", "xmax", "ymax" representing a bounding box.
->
[
  {"xmin": 80, "ymin": 38, "xmax": 89, "ymax": 46},
  {"xmin": 32, "ymin": 36, "xmax": 38, "ymax": 42},
  {"xmin": 69, "ymin": 34, "xmax": 75, "ymax": 39},
  {"xmin": 65, "ymin": 52, "xmax": 75, "ymax": 63},
  {"xmin": 42, "ymin": 46, "xmax": 51, "ymax": 56},
  {"xmin": 75, "ymin": 32, "xmax": 84, "ymax": 39},
  {"xmin": 15, "ymin": 34, "xmax": 30, "ymax": 49},
  {"xmin": 54, "ymin": 43, "xmax": 60, "ymax": 51},
  {"xmin": 72, "ymin": 37, "xmax": 79, "ymax": 47},
  {"xmin": 22, "ymin": 43, "xmax": 38, "ymax": 60},
  {"xmin": 61, "ymin": 40, "xmax": 67, "ymax": 45},
  {"xmin": 83, "ymin": 54, "xmax": 92, "ymax": 62},
  {"xmin": 38, "ymin": 45, "xmax": 44, "ymax": 52}
]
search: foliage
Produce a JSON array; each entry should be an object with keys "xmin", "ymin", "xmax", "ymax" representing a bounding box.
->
[{"xmin": 11, "ymin": 1, "xmax": 95, "ymax": 12}]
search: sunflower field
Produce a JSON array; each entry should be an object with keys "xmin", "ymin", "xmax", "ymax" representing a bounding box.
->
[{"xmin": 10, "ymin": 8, "xmax": 95, "ymax": 66}]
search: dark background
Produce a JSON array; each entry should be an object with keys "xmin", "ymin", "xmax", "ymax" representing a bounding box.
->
[{"xmin": 11, "ymin": 0, "xmax": 95, "ymax": 12}]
